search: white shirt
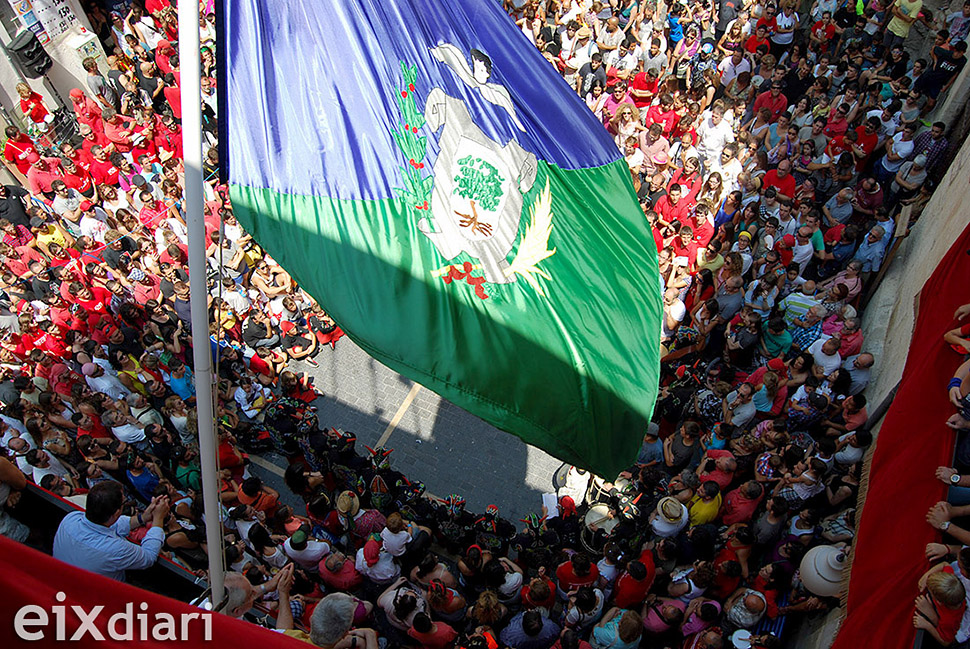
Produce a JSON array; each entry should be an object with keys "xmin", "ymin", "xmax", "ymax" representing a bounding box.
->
[
  {"xmin": 111, "ymin": 422, "xmax": 146, "ymax": 444},
  {"xmin": 809, "ymin": 339, "xmax": 842, "ymax": 376},
  {"xmin": 717, "ymin": 57, "xmax": 752, "ymax": 87},
  {"xmin": 792, "ymin": 241, "xmax": 814, "ymax": 268},
  {"xmin": 662, "ymin": 299, "xmax": 686, "ymax": 338},
  {"xmin": 834, "ymin": 433, "xmax": 865, "ymax": 466},
  {"xmin": 696, "ymin": 113, "xmax": 736, "ymax": 163},
  {"xmin": 355, "ymin": 547, "xmax": 401, "ymax": 583},
  {"xmin": 882, "ymin": 133, "xmax": 914, "ymax": 172},
  {"xmin": 86, "ymin": 371, "xmax": 131, "ymax": 400},
  {"xmin": 283, "ymin": 538, "xmax": 330, "ymax": 571},
  {"xmin": 381, "ymin": 528, "xmax": 411, "ymax": 557}
]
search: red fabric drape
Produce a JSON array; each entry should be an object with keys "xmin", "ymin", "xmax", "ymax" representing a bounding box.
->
[
  {"xmin": 0, "ymin": 535, "xmax": 303, "ymax": 646},
  {"xmin": 832, "ymin": 224, "xmax": 970, "ymax": 649}
]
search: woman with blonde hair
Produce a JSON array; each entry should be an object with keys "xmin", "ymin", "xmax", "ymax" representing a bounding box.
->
[
  {"xmin": 467, "ymin": 590, "xmax": 508, "ymax": 628},
  {"xmin": 610, "ymin": 103, "xmax": 644, "ymax": 147}
]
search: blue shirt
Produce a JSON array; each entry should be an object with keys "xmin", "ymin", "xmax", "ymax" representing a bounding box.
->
[
  {"xmin": 852, "ymin": 238, "xmax": 885, "ymax": 272},
  {"xmin": 53, "ymin": 511, "xmax": 164, "ymax": 581},
  {"xmin": 637, "ymin": 437, "xmax": 664, "ymax": 465},
  {"xmin": 500, "ymin": 613, "xmax": 561, "ymax": 649},
  {"xmin": 168, "ymin": 367, "xmax": 196, "ymax": 400}
]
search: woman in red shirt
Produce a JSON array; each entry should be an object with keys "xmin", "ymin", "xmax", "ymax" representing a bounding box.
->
[{"xmin": 16, "ymin": 83, "xmax": 51, "ymax": 126}]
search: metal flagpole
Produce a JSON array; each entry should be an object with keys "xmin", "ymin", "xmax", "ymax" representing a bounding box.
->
[{"xmin": 177, "ymin": 0, "xmax": 225, "ymax": 606}]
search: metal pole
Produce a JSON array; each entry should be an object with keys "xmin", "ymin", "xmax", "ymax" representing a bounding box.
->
[{"xmin": 177, "ymin": 0, "xmax": 224, "ymax": 606}]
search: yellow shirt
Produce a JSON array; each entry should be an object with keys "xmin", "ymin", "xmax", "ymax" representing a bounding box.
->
[
  {"xmin": 36, "ymin": 225, "xmax": 67, "ymax": 251},
  {"xmin": 688, "ymin": 493, "xmax": 722, "ymax": 527},
  {"xmin": 887, "ymin": 0, "xmax": 922, "ymax": 37}
]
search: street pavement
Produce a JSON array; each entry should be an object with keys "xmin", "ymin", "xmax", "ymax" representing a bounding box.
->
[{"xmin": 247, "ymin": 337, "xmax": 564, "ymax": 524}]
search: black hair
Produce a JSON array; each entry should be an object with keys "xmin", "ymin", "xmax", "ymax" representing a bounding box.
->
[
  {"xmin": 85, "ymin": 481, "xmax": 125, "ymax": 525},
  {"xmin": 469, "ymin": 49, "xmax": 493, "ymax": 77}
]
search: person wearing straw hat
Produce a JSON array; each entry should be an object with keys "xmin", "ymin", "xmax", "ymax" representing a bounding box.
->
[
  {"xmin": 334, "ymin": 489, "xmax": 386, "ymax": 548},
  {"xmin": 650, "ymin": 496, "xmax": 688, "ymax": 538}
]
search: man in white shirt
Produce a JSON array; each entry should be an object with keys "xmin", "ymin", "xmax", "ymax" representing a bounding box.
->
[
  {"xmin": 661, "ymin": 287, "xmax": 686, "ymax": 342},
  {"xmin": 695, "ymin": 101, "xmax": 735, "ymax": 165},
  {"xmin": 283, "ymin": 529, "xmax": 330, "ymax": 573},
  {"xmin": 706, "ymin": 142, "xmax": 744, "ymax": 193},
  {"xmin": 355, "ymin": 539, "xmax": 400, "ymax": 585},
  {"xmin": 717, "ymin": 48, "xmax": 752, "ymax": 89},
  {"xmin": 102, "ymin": 410, "xmax": 149, "ymax": 450},
  {"xmin": 809, "ymin": 336, "xmax": 843, "ymax": 377},
  {"xmin": 82, "ymin": 362, "xmax": 131, "ymax": 399}
]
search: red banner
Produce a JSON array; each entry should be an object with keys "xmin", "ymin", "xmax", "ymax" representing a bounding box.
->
[
  {"xmin": 0, "ymin": 535, "xmax": 303, "ymax": 646},
  {"xmin": 832, "ymin": 224, "xmax": 970, "ymax": 649}
]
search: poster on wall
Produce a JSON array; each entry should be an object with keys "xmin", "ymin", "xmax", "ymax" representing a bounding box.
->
[
  {"xmin": 6, "ymin": 0, "xmax": 50, "ymax": 43},
  {"xmin": 30, "ymin": 0, "xmax": 78, "ymax": 38}
]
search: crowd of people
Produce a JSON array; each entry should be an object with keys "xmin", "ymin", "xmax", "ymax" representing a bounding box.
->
[{"xmin": 0, "ymin": 0, "xmax": 966, "ymax": 647}]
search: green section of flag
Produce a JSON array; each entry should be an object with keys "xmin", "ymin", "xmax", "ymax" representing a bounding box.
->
[{"xmin": 230, "ymin": 159, "xmax": 661, "ymax": 477}]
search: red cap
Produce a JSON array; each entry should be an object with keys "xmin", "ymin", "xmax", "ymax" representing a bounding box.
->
[
  {"xmin": 79, "ymin": 200, "xmax": 93, "ymax": 211},
  {"xmin": 158, "ymin": 40, "xmax": 172, "ymax": 51},
  {"xmin": 767, "ymin": 358, "xmax": 787, "ymax": 373},
  {"xmin": 363, "ymin": 539, "xmax": 381, "ymax": 566},
  {"xmin": 782, "ymin": 234, "xmax": 796, "ymax": 247},
  {"xmin": 69, "ymin": 88, "xmax": 84, "ymax": 99}
]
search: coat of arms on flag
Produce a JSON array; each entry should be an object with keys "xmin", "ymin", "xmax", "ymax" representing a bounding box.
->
[{"xmin": 392, "ymin": 45, "xmax": 556, "ymax": 298}]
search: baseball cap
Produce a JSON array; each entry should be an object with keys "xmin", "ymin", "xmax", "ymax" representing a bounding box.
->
[
  {"xmin": 782, "ymin": 234, "xmax": 796, "ymax": 247},
  {"xmin": 79, "ymin": 200, "xmax": 93, "ymax": 211},
  {"xmin": 81, "ymin": 363, "xmax": 98, "ymax": 376},
  {"xmin": 767, "ymin": 358, "xmax": 786, "ymax": 373},
  {"xmin": 913, "ymin": 154, "xmax": 927, "ymax": 167},
  {"xmin": 290, "ymin": 530, "xmax": 308, "ymax": 551},
  {"xmin": 738, "ymin": 231, "xmax": 752, "ymax": 240},
  {"xmin": 69, "ymin": 88, "xmax": 83, "ymax": 99}
]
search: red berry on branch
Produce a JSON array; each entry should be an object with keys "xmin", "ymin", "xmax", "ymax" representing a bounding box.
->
[
  {"xmin": 416, "ymin": 162, "xmax": 424, "ymax": 169},
  {"xmin": 401, "ymin": 91, "xmax": 408, "ymax": 98},
  {"xmin": 412, "ymin": 127, "xmax": 418, "ymax": 134},
  {"xmin": 422, "ymin": 201, "xmax": 428, "ymax": 209},
  {"xmin": 404, "ymin": 123, "xmax": 409, "ymax": 130},
  {"xmin": 463, "ymin": 261, "xmax": 473, "ymax": 272},
  {"xmin": 408, "ymin": 83, "xmax": 415, "ymax": 92}
]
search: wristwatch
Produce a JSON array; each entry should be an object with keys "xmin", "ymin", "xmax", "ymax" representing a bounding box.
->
[
  {"xmin": 942, "ymin": 521, "xmax": 952, "ymax": 531},
  {"xmin": 952, "ymin": 473, "xmax": 962, "ymax": 485}
]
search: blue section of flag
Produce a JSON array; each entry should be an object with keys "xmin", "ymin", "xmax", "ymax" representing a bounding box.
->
[{"xmin": 223, "ymin": 0, "xmax": 620, "ymax": 201}]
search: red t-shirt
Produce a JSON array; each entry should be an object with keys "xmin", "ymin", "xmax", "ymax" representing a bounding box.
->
[
  {"xmin": 720, "ymin": 488, "xmax": 764, "ymax": 525},
  {"xmin": 753, "ymin": 91, "xmax": 788, "ymax": 122},
  {"xmin": 629, "ymin": 71, "xmax": 658, "ymax": 109},
  {"xmin": 687, "ymin": 217, "xmax": 714, "ymax": 247},
  {"xmin": 521, "ymin": 576, "xmax": 557, "ymax": 610},
  {"xmin": 63, "ymin": 167, "xmax": 94, "ymax": 195},
  {"xmin": 852, "ymin": 126, "xmax": 879, "ymax": 171},
  {"xmin": 763, "ymin": 169, "xmax": 796, "ymax": 199},
  {"xmin": 744, "ymin": 34, "xmax": 769, "ymax": 54},
  {"xmin": 811, "ymin": 21, "xmax": 836, "ymax": 47},
  {"xmin": 89, "ymin": 158, "xmax": 120, "ymax": 186},
  {"xmin": 668, "ymin": 170, "xmax": 703, "ymax": 203},
  {"xmin": 73, "ymin": 286, "xmax": 113, "ymax": 319},
  {"xmin": 3, "ymin": 135, "xmax": 36, "ymax": 174},
  {"xmin": 655, "ymin": 194, "xmax": 692, "ymax": 225},
  {"xmin": 613, "ymin": 550, "xmax": 656, "ymax": 608},
  {"xmin": 671, "ymin": 237, "xmax": 699, "ymax": 267},
  {"xmin": 555, "ymin": 561, "xmax": 599, "ymax": 592},
  {"xmin": 20, "ymin": 91, "xmax": 49, "ymax": 124}
]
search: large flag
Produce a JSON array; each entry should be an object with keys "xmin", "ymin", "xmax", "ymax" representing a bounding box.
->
[{"xmin": 219, "ymin": 0, "xmax": 662, "ymax": 476}]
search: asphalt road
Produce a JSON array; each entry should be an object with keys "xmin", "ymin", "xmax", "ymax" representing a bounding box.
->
[{"xmin": 247, "ymin": 337, "xmax": 564, "ymax": 524}]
